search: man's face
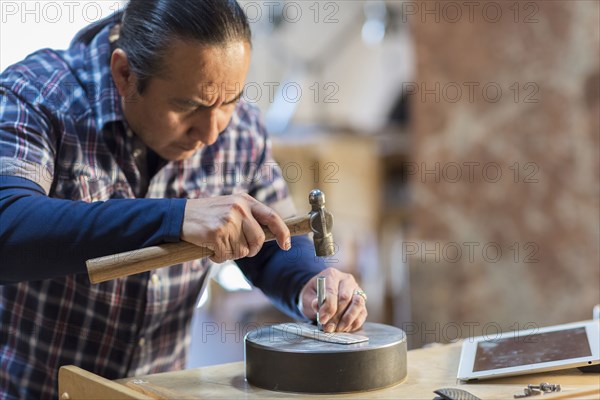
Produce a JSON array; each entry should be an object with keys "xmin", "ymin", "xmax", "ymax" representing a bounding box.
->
[{"xmin": 112, "ymin": 40, "xmax": 251, "ymax": 161}]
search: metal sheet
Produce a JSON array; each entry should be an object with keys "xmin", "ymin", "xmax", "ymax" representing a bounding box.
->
[
  {"xmin": 244, "ymin": 322, "xmax": 407, "ymax": 393},
  {"xmin": 272, "ymin": 322, "xmax": 369, "ymax": 344}
]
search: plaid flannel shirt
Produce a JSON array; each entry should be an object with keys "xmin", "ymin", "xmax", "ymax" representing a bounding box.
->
[{"xmin": 0, "ymin": 21, "xmax": 302, "ymax": 399}]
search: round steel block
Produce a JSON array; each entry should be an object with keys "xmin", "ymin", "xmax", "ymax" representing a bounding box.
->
[{"xmin": 244, "ymin": 322, "xmax": 407, "ymax": 393}]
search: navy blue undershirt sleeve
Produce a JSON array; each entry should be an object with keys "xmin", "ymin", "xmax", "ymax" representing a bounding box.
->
[
  {"xmin": 0, "ymin": 175, "xmax": 186, "ymax": 284},
  {"xmin": 236, "ymin": 235, "xmax": 326, "ymax": 320}
]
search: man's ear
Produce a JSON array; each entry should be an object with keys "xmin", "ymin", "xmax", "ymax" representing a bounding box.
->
[{"xmin": 110, "ymin": 49, "xmax": 138, "ymax": 99}]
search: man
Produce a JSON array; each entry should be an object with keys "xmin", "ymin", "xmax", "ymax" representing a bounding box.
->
[{"xmin": 0, "ymin": 0, "xmax": 367, "ymax": 398}]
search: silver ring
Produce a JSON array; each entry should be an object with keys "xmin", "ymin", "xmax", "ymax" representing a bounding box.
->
[{"xmin": 353, "ymin": 289, "xmax": 367, "ymax": 302}]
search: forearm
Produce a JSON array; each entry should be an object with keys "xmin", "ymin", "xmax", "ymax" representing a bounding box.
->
[
  {"xmin": 236, "ymin": 235, "xmax": 326, "ymax": 319},
  {"xmin": 0, "ymin": 176, "xmax": 186, "ymax": 284}
]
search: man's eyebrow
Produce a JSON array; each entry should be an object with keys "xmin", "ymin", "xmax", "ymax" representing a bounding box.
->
[
  {"xmin": 223, "ymin": 89, "xmax": 244, "ymax": 105},
  {"xmin": 172, "ymin": 98, "xmax": 209, "ymax": 107}
]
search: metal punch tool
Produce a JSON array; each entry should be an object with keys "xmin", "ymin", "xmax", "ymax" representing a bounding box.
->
[{"xmin": 317, "ymin": 276, "xmax": 326, "ymax": 331}]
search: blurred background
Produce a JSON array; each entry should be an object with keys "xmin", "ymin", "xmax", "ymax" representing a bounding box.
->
[{"xmin": 2, "ymin": 0, "xmax": 598, "ymax": 366}]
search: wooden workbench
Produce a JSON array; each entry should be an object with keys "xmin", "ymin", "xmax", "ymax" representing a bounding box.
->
[{"xmin": 59, "ymin": 342, "xmax": 600, "ymax": 399}]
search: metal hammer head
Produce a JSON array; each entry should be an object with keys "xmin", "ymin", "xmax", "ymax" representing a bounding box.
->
[{"xmin": 308, "ymin": 189, "xmax": 335, "ymax": 257}]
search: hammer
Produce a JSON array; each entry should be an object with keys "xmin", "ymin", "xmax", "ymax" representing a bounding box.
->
[{"xmin": 86, "ymin": 189, "xmax": 334, "ymax": 284}]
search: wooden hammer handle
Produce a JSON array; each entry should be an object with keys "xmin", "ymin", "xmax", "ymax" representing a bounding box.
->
[{"xmin": 86, "ymin": 215, "xmax": 311, "ymax": 284}]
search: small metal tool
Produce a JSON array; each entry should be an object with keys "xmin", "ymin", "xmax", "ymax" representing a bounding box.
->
[
  {"xmin": 534, "ymin": 382, "xmax": 561, "ymax": 393},
  {"xmin": 317, "ymin": 276, "xmax": 326, "ymax": 331},
  {"xmin": 514, "ymin": 382, "xmax": 561, "ymax": 398},
  {"xmin": 272, "ymin": 322, "xmax": 368, "ymax": 344}
]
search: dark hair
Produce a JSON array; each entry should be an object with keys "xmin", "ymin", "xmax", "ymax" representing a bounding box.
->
[
  {"xmin": 71, "ymin": 1, "xmax": 250, "ymax": 93},
  {"xmin": 116, "ymin": 0, "xmax": 251, "ymax": 93}
]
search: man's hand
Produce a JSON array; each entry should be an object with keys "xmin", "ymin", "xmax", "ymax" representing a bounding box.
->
[
  {"xmin": 181, "ymin": 193, "xmax": 291, "ymax": 263},
  {"xmin": 299, "ymin": 267, "xmax": 368, "ymax": 333}
]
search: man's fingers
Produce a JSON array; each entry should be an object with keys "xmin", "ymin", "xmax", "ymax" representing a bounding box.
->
[
  {"xmin": 336, "ymin": 278, "xmax": 355, "ymax": 313},
  {"xmin": 231, "ymin": 233, "xmax": 250, "ymax": 260},
  {"xmin": 241, "ymin": 217, "xmax": 266, "ymax": 257},
  {"xmin": 299, "ymin": 268, "xmax": 368, "ymax": 333},
  {"xmin": 249, "ymin": 199, "xmax": 290, "ymax": 251},
  {"xmin": 348, "ymin": 308, "xmax": 368, "ymax": 332},
  {"xmin": 318, "ymin": 271, "xmax": 367, "ymax": 333},
  {"xmin": 209, "ymin": 227, "xmax": 249, "ymax": 262},
  {"xmin": 181, "ymin": 194, "xmax": 290, "ymax": 261},
  {"xmin": 321, "ymin": 277, "xmax": 354, "ymax": 331},
  {"xmin": 337, "ymin": 290, "xmax": 367, "ymax": 332}
]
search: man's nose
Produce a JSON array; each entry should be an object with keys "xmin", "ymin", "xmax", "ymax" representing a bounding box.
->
[{"xmin": 188, "ymin": 109, "xmax": 220, "ymax": 146}]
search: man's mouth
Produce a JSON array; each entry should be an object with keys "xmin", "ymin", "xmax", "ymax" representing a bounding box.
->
[{"xmin": 179, "ymin": 143, "xmax": 202, "ymax": 152}]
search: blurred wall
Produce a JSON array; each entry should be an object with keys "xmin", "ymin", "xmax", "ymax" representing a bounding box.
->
[
  {"xmin": 242, "ymin": 0, "xmax": 413, "ymax": 132},
  {"xmin": 406, "ymin": 0, "xmax": 599, "ymax": 340}
]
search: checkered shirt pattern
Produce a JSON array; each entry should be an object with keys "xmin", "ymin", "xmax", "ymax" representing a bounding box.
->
[{"xmin": 0, "ymin": 22, "xmax": 294, "ymax": 399}]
